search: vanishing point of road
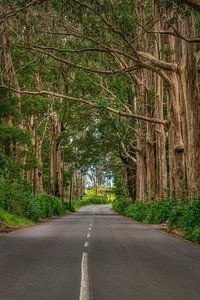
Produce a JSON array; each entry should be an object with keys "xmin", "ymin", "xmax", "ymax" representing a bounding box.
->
[{"xmin": 0, "ymin": 205, "xmax": 200, "ymax": 300}]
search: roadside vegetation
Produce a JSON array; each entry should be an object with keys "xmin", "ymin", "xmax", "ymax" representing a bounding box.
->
[
  {"xmin": 112, "ymin": 197, "xmax": 200, "ymax": 244},
  {"xmin": 0, "ymin": 208, "xmax": 32, "ymax": 227},
  {"xmin": 0, "ymin": 179, "xmax": 112, "ymax": 232},
  {"xmin": 0, "ymin": 177, "xmax": 67, "ymax": 230},
  {"xmin": 71, "ymin": 194, "xmax": 112, "ymax": 211},
  {"xmin": 1, "ymin": 1, "xmax": 200, "ymax": 245}
]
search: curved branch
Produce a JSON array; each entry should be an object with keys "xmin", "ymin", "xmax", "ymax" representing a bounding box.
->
[
  {"xmin": 180, "ymin": 0, "xmax": 200, "ymax": 11},
  {"xmin": 0, "ymin": 85, "xmax": 167, "ymax": 126},
  {"xmin": 135, "ymin": 20, "xmax": 200, "ymax": 43},
  {"xmin": 16, "ymin": 44, "xmax": 141, "ymax": 75},
  {"xmin": 71, "ymin": 0, "xmax": 138, "ymax": 56},
  {"xmin": 137, "ymin": 51, "xmax": 178, "ymax": 72},
  {"xmin": 0, "ymin": 0, "xmax": 47, "ymax": 25}
]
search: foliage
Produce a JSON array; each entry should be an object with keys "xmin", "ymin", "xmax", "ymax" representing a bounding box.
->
[
  {"xmin": 0, "ymin": 125, "xmax": 30, "ymax": 145},
  {"xmin": 69, "ymin": 194, "xmax": 111, "ymax": 211},
  {"xmin": 0, "ymin": 177, "xmax": 67, "ymax": 222},
  {"xmin": 0, "ymin": 208, "xmax": 32, "ymax": 227},
  {"xmin": 112, "ymin": 197, "xmax": 200, "ymax": 244},
  {"xmin": 0, "ymin": 0, "xmax": 199, "ymax": 234}
]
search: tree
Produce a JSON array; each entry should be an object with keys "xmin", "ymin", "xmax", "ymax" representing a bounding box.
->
[{"xmin": 0, "ymin": 0, "xmax": 200, "ymax": 203}]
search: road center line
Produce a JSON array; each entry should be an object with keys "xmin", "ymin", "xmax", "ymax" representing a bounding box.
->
[
  {"xmin": 89, "ymin": 227, "xmax": 91, "ymax": 231},
  {"xmin": 87, "ymin": 233, "xmax": 90, "ymax": 238},
  {"xmin": 84, "ymin": 241, "xmax": 89, "ymax": 247},
  {"xmin": 79, "ymin": 252, "xmax": 89, "ymax": 300}
]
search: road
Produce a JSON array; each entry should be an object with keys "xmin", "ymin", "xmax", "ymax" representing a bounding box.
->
[{"xmin": 0, "ymin": 205, "xmax": 200, "ymax": 300}]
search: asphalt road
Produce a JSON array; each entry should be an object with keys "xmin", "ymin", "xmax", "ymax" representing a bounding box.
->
[{"xmin": 0, "ymin": 205, "xmax": 200, "ymax": 300}]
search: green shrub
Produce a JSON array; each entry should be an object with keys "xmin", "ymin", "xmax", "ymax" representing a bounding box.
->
[
  {"xmin": 145, "ymin": 199, "xmax": 177, "ymax": 224},
  {"xmin": 112, "ymin": 197, "xmax": 200, "ymax": 244},
  {"xmin": 112, "ymin": 198, "xmax": 130, "ymax": 214},
  {"xmin": 0, "ymin": 207, "xmax": 33, "ymax": 226},
  {"xmin": 0, "ymin": 177, "xmax": 66, "ymax": 222},
  {"xmin": 69, "ymin": 194, "xmax": 111, "ymax": 211}
]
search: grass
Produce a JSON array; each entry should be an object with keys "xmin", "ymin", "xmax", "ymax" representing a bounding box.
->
[{"xmin": 0, "ymin": 208, "xmax": 33, "ymax": 227}]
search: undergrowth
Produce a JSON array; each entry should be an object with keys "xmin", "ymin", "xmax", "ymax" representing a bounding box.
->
[
  {"xmin": 69, "ymin": 195, "xmax": 111, "ymax": 211},
  {"xmin": 112, "ymin": 197, "xmax": 200, "ymax": 244},
  {"xmin": 0, "ymin": 208, "xmax": 32, "ymax": 226},
  {"xmin": 0, "ymin": 177, "xmax": 67, "ymax": 222}
]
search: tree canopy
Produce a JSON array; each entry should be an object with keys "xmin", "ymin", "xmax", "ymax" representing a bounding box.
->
[{"xmin": 0, "ymin": 0, "xmax": 200, "ymax": 202}]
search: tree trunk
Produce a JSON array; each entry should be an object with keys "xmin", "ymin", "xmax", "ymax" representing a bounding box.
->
[
  {"xmin": 154, "ymin": 74, "xmax": 167, "ymax": 199},
  {"xmin": 126, "ymin": 163, "xmax": 136, "ymax": 200}
]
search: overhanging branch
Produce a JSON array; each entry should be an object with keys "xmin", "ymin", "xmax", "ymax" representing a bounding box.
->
[
  {"xmin": 0, "ymin": 85, "xmax": 167, "ymax": 126},
  {"xmin": 0, "ymin": 0, "xmax": 47, "ymax": 25}
]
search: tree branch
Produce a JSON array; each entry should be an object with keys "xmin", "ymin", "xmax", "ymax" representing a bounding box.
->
[
  {"xmin": 0, "ymin": 85, "xmax": 167, "ymax": 126},
  {"xmin": 135, "ymin": 19, "xmax": 200, "ymax": 43},
  {"xmin": 16, "ymin": 44, "xmax": 141, "ymax": 75},
  {"xmin": 180, "ymin": 0, "xmax": 200, "ymax": 11},
  {"xmin": 0, "ymin": 0, "xmax": 47, "ymax": 25},
  {"xmin": 137, "ymin": 51, "xmax": 178, "ymax": 72}
]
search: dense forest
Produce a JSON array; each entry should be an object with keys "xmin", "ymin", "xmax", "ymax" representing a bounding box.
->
[{"xmin": 0, "ymin": 0, "xmax": 200, "ymax": 237}]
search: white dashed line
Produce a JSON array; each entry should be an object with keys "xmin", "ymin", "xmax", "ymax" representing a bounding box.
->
[
  {"xmin": 87, "ymin": 233, "xmax": 90, "ymax": 238},
  {"xmin": 89, "ymin": 227, "xmax": 91, "ymax": 231},
  {"xmin": 79, "ymin": 252, "xmax": 89, "ymax": 300},
  {"xmin": 84, "ymin": 241, "xmax": 89, "ymax": 247}
]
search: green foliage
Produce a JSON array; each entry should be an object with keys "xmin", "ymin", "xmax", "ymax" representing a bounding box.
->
[
  {"xmin": 161, "ymin": 44, "xmax": 174, "ymax": 58},
  {"xmin": 168, "ymin": 197, "xmax": 200, "ymax": 242},
  {"xmin": 0, "ymin": 92, "xmax": 18, "ymax": 118},
  {"xmin": 0, "ymin": 125, "xmax": 30, "ymax": 145},
  {"xmin": 0, "ymin": 177, "xmax": 66, "ymax": 222},
  {"xmin": 0, "ymin": 153, "xmax": 7, "ymax": 175},
  {"xmin": 112, "ymin": 197, "xmax": 200, "ymax": 244},
  {"xmin": 0, "ymin": 208, "xmax": 33, "ymax": 227},
  {"xmin": 112, "ymin": 197, "xmax": 130, "ymax": 213},
  {"xmin": 5, "ymin": 158, "xmax": 21, "ymax": 178},
  {"xmin": 69, "ymin": 195, "xmax": 111, "ymax": 212},
  {"xmin": 148, "ymin": 86, "xmax": 156, "ymax": 100},
  {"xmin": 21, "ymin": 95, "xmax": 49, "ymax": 116},
  {"xmin": 23, "ymin": 151, "xmax": 37, "ymax": 171},
  {"xmin": 113, "ymin": 171, "xmax": 127, "ymax": 199}
]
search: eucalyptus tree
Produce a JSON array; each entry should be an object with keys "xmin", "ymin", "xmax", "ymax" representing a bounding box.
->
[{"xmin": 1, "ymin": 0, "xmax": 200, "ymax": 202}]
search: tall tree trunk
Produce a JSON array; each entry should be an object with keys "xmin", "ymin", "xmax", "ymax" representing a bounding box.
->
[
  {"xmin": 126, "ymin": 163, "xmax": 136, "ymax": 200},
  {"xmin": 154, "ymin": 12, "xmax": 167, "ymax": 200},
  {"xmin": 167, "ymin": 76, "xmax": 186, "ymax": 198},
  {"xmin": 176, "ymin": 15, "xmax": 200, "ymax": 197},
  {"xmin": 165, "ymin": 12, "xmax": 200, "ymax": 198},
  {"xmin": 49, "ymin": 113, "xmax": 63, "ymax": 198},
  {"xmin": 154, "ymin": 74, "xmax": 167, "ymax": 199},
  {"xmin": 136, "ymin": 80, "xmax": 147, "ymax": 201},
  {"xmin": 34, "ymin": 124, "xmax": 43, "ymax": 194}
]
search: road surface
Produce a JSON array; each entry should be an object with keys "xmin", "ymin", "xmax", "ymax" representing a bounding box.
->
[{"xmin": 0, "ymin": 205, "xmax": 200, "ymax": 300}]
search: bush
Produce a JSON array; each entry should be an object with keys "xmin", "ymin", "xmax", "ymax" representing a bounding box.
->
[
  {"xmin": 69, "ymin": 194, "xmax": 111, "ymax": 211},
  {"xmin": 112, "ymin": 198, "xmax": 130, "ymax": 214},
  {"xmin": 112, "ymin": 197, "xmax": 200, "ymax": 244},
  {"xmin": 0, "ymin": 207, "xmax": 32, "ymax": 226},
  {"xmin": 0, "ymin": 177, "xmax": 66, "ymax": 222}
]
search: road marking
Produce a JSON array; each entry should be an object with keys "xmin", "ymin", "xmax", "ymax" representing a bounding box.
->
[
  {"xmin": 89, "ymin": 227, "xmax": 91, "ymax": 231},
  {"xmin": 84, "ymin": 241, "xmax": 89, "ymax": 247},
  {"xmin": 87, "ymin": 233, "xmax": 90, "ymax": 238},
  {"xmin": 79, "ymin": 252, "xmax": 89, "ymax": 300}
]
